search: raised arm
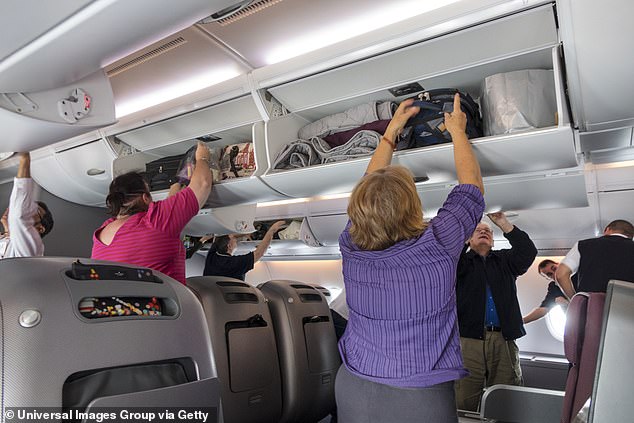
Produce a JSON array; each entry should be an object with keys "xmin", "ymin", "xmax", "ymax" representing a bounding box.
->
[
  {"xmin": 446, "ymin": 94, "xmax": 484, "ymax": 194},
  {"xmin": 365, "ymin": 99, "xmax": 419, "ymax": 174},
  {"xmin": 188, "ymin": 142, "xmax": 213, "ymax": 208},
  {"xmin": 253, "ymin": 220, "xmax": 285, "ymax": 262},
  {"xmin": 489, "ymin": 212, "xmax": 537, "ymax": 275},
  {"xmin": 17, "ymin": 152, "xmax": 31, "ymax": 178}
]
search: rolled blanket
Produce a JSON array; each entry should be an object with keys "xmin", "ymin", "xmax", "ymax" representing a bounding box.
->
[{"xmin": 298, "ymin": 101, "xmax": 395, "ymax": 140}]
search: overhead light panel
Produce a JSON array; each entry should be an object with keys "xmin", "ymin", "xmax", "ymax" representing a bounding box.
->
[{"xmin": 265, "ymin": 0, "xmax": 462, "ymax": 64}]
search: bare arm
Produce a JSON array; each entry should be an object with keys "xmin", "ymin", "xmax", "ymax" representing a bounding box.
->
[
  {"xmin": 365, "ymin": 99, "xmax": 419, "ymax": 174},
  {"xmin": 167, "ymin": 182, "xmax": 182, "ymax": 198},
  {"xmin": 445, "ymin": 94, "xmax": 484, "ymax": 194},
  {"xmin": 556, "ymin": 263, "xmax": 576, "ymax": 299},
  {"xmin": 488, "ymin": 212, "xmax": 514, "ymax": 233},
  {"xmin": 188, "ymin": 141, "xmax": 213, "ymax": 208},
  {"xmin": 253, "ymin": 220, "xmax": 285, "ymax": 262},
  {"xmin": 16, "ymin": 152, "xmax": 30, "ymax": 178},
  {"xmin": 523, "ymin": 307, "xmax": 549, "ymax": 324}
]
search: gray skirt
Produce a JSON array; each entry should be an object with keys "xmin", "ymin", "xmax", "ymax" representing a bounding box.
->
[{"xmin": 335, "ymin": 365, "xmax": 459, "ymax": 423}]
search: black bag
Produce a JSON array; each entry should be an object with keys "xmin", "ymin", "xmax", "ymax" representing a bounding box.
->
[
  {"xmin": 143, "ymin": 154, "xmax": 183, "ymax": 191},
  {"xmin": 398, "ymin": 89, "xmax": 483, "ymax": 150}
]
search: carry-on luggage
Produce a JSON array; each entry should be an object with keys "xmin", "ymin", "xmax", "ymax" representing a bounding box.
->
[{"xmin": 398, "ymin": 89, "xmax": 483, "ymax": 150}]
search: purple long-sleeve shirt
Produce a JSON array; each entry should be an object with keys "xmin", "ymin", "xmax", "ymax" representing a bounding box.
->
[{"xmin": 338, "ymin": 184, "xmax": 485, "ymax": 388}]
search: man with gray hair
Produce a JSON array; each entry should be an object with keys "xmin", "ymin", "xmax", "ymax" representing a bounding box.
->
[
  {"xmin": 454, "ymin": 212, "xmax": 537, "ymax": 411},
  {"xmin": 556, "ymin": 219, "xmax": 634, "ymax": 298}
]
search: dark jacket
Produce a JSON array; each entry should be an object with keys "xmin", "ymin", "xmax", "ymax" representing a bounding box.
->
[
  {"xmin": 456, "ymin": 226, "xmax": 538, "ymax": 340},
  {"xmin": 577, "ymin": 235, "xmax": 634, "ymax": 292}
]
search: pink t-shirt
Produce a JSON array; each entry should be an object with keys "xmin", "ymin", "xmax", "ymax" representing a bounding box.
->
[{"xmin": 91, "ymin": 187, "xmax": 199, "ymax": 284}]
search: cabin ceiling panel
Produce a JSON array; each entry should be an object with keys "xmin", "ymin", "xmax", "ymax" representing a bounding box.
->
[
  {"xmin": 0, "ymin": 0, "xmax": 92, "ymax": 62},
  {"xmin": 0, "ymin": 0, "xmax": 239, "ymax": 92}
]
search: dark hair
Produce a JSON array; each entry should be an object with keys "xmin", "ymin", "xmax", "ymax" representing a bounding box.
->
[
  {"xmin": 605, "ymin": 219, "xmax": 634, "ymax": 238},
  {"xmin": 537, "ymin": 259, "xmax": 557, "ymax": 273},
  {"xmin": 36, "ymin": 201, "xmax": 54, "ymax": 238},
  {"xmin": 209, "ymin": 235, "xmax": 231, "ymax": 255},
  {"xmin": 106, "ymin": 172, "xmax": 150, "ymax": 217}
]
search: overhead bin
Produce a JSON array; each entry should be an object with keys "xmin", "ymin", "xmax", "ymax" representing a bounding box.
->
[
  {"xmin": 184, "ymin": 203, "xmax": 257, "ymax": 236},
  {"xmin": 416, "ymin": 167, "xmax": 589, "ymax": 217},
  {"xmin": 114, "ymin": 95, "xmax": 288, "ymax": 207},
  {"xmin": 0, "ymin": 70, "xmax": 116, "ymax": 153},
  {"xmin": 261, "ymin": 6, "xmax": 577, "ymax": 199},
  {"xmin": 30, "ymin": 135, "xmax": 119, "ymax": 207}
]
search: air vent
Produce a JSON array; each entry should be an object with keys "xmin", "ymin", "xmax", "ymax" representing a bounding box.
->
[
  {"xmin": 291, "ymin": 284, "xmax": 314, "ymax": 290},
  {"xmin": 106, "ymin": 37, "xmax": 187, "ymax": 77},
  {"xmin": 217, "ymin": 281, "xmax": 250, "ymax": 288},
  {"xmin": 207, "ymin": 0, "xmax": 284, "ymax": 26}
]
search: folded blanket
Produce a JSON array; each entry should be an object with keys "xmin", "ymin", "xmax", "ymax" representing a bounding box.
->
[
  {"xmin": 272, "ymin": 130, "xmax": 381, "ymax": 170},
  {"xmin": 298, "ymin": 101, "xmax": 395, "ymax": 140},
  {"xmin": 323, "ymin": 119, "xmax": 391, "ymax": 148}
]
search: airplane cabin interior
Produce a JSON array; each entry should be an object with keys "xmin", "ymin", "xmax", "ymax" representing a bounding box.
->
[{"xmin": 1, "ymin": 0, "xmax": 633, "ymax": 422}]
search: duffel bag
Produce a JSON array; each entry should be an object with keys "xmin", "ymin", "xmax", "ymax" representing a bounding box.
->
[{"xmin": 398, "ymin": 89, "xmax": 483, "ymax": 150}]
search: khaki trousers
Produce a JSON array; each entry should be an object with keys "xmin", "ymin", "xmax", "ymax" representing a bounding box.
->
[{"xmin": 454, "ymin": 332, "xmax": 522, "ymax": 412}]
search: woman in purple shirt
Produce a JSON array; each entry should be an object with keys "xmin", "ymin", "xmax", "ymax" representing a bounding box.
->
[{"xmin": 336, "ymin": 95, "xmax": 485, "ymax": 423}]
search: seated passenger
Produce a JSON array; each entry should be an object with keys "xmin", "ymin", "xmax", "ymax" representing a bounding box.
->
[
  {"xmin": 336, "ymin": 95, "xmax": 485, "ymax": 423},
  {"xmin": 1, "ymin": 152, "xmax": 54, "ymax": 259},
  {"xmin": 202, "ymin": 220, "xmax": 285, "ymax": 281},
  {"xmin": 91, "ymin": 142, "xmax": 212, "ymax": 284},
  {"xmin": 523, "ymin": 259, "xmax": 577, "ymax": 324}
]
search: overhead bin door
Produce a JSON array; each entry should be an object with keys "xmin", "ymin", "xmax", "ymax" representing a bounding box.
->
[
  {"xmin": 559, "ymin": 0, "xmax": 634, "ymax": 132},
  {"xmin": 116, "ymin": 95, "xmax": 262, "ymax": 151},
  {"xmin": 267, "ymin": 5, "xmax": 558, "ymax": 112}
]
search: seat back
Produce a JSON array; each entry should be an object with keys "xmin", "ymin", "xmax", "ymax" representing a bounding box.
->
[
  {"xmin": 588, "ymin": 280, "xmax": 634, "ymax": 422},
  {"xmin": 259, "ymin": 280, "xmax": 341, "ymax": 423},
  {"xmin": 481, "ymin": 384, "xmax": 564, "ymax": 423},
  {"xmin": 561, "ymin": 292, "xmax": 606, "ymax": 423},
  {"xmin": 0, "ymin": 257, "xmax": 219, "ymax": 414},
  {"xmin": 187, "ymin": 276, "xmax": 282, "ymax": 423}
]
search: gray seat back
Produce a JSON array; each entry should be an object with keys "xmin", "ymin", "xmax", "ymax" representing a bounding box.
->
[
  {"xmin": 259, "ymin": 280, "xmax": 341, "ymax": 423},
  {"xmin": 187, "ymin": 276, "xmax": 282, "ymax": 423},
  {"xmin": 0, "ymin": 257, "xmax": 219, "ymax": 414}
]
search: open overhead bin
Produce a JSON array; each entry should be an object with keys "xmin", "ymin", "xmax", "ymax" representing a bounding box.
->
[
  {"xmin": 260, "ymin": 5, "xmax": 577, "ymax": 199},
  {"xmin": 184, "ymin": 203, "xmax": 257, "ymax": 236},
  {"xmin": 114, "ymin": 95, "xmax": 287, "ymax": 208}
]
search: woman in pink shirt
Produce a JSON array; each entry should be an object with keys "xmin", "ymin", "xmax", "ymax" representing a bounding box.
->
[{"xmin": 92, "ymin": 142, "xmax": 212, "ymax": 284}]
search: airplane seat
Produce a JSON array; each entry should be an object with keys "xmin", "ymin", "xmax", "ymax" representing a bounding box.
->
[
  {"xmin": 0, "ymin": 257, "xmax": 220, "ymax": 414},
  {"xmin": 561, "ymin": 292, "xmax": 606, "ymax": 423},
  {"xmin": 259, "ymin": 280, "xmax": 341, "ymax": 423},
  {"xmin": 186, "ymin": 276, "xmax": 283, "ymax": 423}
]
